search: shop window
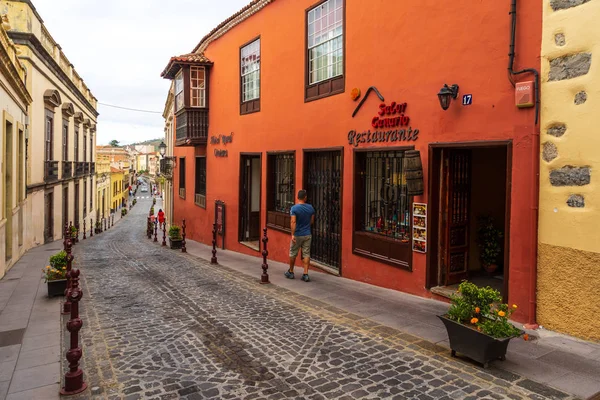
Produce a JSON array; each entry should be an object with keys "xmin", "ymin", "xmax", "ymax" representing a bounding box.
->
[
  {"xmin": 179, "ymin": 157, "xmax": 186, "ymax": 198},
  {"xmin": 305, "ymin": 0, "xmax": 345, "ymax": 102},
  {"xmin": 194, "ymin": 156, "xmax": 206, "ymax": 208},
  {"xmin": 353, "ymin": 150, "xmax": 412, "ymax": 270},
  {"xmin": 240, "ymin": 37, "xmax": 260, "ymax": 114},
  {"xmin": 267, "ymin": 153, "xmax": 295, "ymax": 232},
  {"xmin": 190, "ymin": 66, "xmax": 206, "ymax": 108}
]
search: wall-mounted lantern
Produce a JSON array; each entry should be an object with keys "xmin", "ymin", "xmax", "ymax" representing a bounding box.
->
[
  {"xmin": 437, "ymin": 84, "xmax": 459, "ymax": 111},
  {"xmin": 159, "ymin": 141, "xmax": 167, "ymax": 157}
]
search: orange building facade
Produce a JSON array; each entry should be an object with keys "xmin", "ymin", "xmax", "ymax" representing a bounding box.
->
[{"xmin": 162, "ymin": 0, "xmax": 542, "ymax": 324}]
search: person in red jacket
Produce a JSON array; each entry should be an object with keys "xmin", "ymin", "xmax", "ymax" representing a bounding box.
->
[{"xmin": 158, "ymin": 209, "xmax": 165, "ymax": 227}]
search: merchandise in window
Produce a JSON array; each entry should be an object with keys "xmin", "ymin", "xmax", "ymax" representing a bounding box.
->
[{"xmin": 267, "ymin": 153, "xmax": 295, "ymax": 231}]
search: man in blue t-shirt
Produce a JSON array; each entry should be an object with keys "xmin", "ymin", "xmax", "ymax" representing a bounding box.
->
[{"xmin": 285, "ymin": 190, "xmax": 315, "ymax": 282}]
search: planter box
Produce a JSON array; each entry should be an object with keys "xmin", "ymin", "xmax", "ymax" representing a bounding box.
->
[
  {"xmin": 169, "ymin": 238, "xmax": 183, "ymax": 249},
  {"xmin": 47, "ymin": 279, "xmax": 67, "ymax": 297},
  {"xmin": 438, "ymin": 315, "xmax": 519, "ymax": 368}
]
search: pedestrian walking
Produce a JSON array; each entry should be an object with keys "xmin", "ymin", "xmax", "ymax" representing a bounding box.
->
[
  {"xmin": 158, "ymin": 209, "xmax": 165, "ymax": 227},
  {"xmin": 285, "ymin": 190, "xmax": 315, "ymax": 282}
]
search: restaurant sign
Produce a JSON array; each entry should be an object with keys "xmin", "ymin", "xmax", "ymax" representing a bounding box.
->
[
  {"xmin": 348, "ymin": 101, "xmax": 419, "ymax": 147},
  {"xmin": 211, "ymin": 133, "xmax": 233, "ymax": 157}
]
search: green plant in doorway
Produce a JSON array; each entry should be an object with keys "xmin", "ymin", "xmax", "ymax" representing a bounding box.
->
[{"xmin": 477, "ymin": 216, "xmax": 503, "ymax": 273}]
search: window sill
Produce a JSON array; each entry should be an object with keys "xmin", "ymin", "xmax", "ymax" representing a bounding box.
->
[
  {"xmin": 305, "ymin": 75, "xmax": 345, "ymax": 103},
  {"xmin": 240, "ymin": 99, "xmax": 260, "ymax": 115},
  {"xmin": 266, "ymin": 223, "xmax": 291, "ymax": 235},
  {"xmin": 353, "ymin": 231, "xmax": 412, "ymax": 272},
  {"xmin": 267, "ymin": 211, "xmax": 291, "ymax": 232}
]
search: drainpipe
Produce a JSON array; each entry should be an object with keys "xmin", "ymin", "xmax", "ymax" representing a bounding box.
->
[{"xmin": 508, "ymin": 0, "xmax": 540, "ymax": 329}]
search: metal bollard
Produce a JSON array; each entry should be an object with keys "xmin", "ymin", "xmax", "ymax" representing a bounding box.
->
[
  {"xmin": 153, "ymin": 220, "xmax": 158, "ymax": 242},
  {"xmin": 104, "ymin": 218, "xmax": 107, "ymax": 232},
  {"xmin": 162, "ymin": 220, "xmax": 167, "ymax": 247},
  {"xmin": 74, "ymin": 222, "xmax": 79, "ymax": 243},
  {"xmin": 111, "ymin": 214, "xmax": 114, "ymax": 227},
  {"xmin": 60, "ymin": 268, "xmax": 87, "ymax": 395},
  {"xmin": 261, "ymin": 228, "xmax": 270, "ymax": 284},
  {"xmin": 62, "ymin": 224, "xmax": 74, "ymax": 314},
  {"xmin": 181, "ymin": 219, "xmax": 187, "ymax": 253},
  {"xmin": 90, "ymin": 219, "xmax": 93, "ymax": 238},
  {"xmin": 211, "ymin": 223, "xmax": 218, "ymax": 264},
  {"xmin": 82, "ymin": 220, "xmax": 86, "ymax": 240}
]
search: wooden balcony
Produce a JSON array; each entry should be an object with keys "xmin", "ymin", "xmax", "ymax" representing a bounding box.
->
[
  {"xmin": 159, "ymin": 158, "xmax": 173, "ymax": 179},
  {"xmin": 62, "ymin": 161, "xmax": 72, "ymax": 180},
  {"xmin": 83, "ymin": 162, "xmax": 90, "ymax": 175},
  {"xmin": 91, "ymin": 162, "xmax": 96, "ymax": 174},
  {"xmin": 44, "ymin": 161, "xmax": 59, "ymax": 183},
  {"xmin": 175, "ymin": 108, "xmax": 208, "ymax": 146}
]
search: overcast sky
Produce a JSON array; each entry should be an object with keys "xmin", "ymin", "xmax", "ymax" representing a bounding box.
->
[{"xmin": 32, "ymin": 0, "xmax": 249, "ymax": 145}]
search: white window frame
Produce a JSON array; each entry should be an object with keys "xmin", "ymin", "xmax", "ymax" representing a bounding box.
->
[
  {"xmin": 175, "ymin": 70, "xmax": 184, "ymax": 112},
  {"xmin": 307, "ymin": 0, "xmax": 344, "ymax": 85},
  {"xmin": 241, "ymin": 38, "xmax": 261, "ymax": 103},
  {"xmin": 190, "ymin": 66, "xmax": 206, "ymax": 108}
]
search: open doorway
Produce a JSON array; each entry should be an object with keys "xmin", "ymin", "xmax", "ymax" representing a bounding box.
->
[
  {"xmin": 427, "ymin": 143, "xmax": 511, "ymax": 301},
  {"xmin": 239, "ymin": 154, "xmax": 261, "ymax": 250}
]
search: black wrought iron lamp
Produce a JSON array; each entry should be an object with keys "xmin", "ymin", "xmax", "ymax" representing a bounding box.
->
[
  {"xmin": 437, "ymin": 84, "xmax": 460, "ymax": 110},
  {"xmin": 159, "ymin": 141, "xmax": 167, "ymax": 158}
]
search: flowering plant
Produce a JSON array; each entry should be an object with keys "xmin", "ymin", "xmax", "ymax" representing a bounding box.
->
[
  {"xmin": 447, "ymin": 281, "xmax": 524, "ymax": 339},
  {"xmin": 42, "ymin": 250, "xmax": 68, "ymax": 282}
]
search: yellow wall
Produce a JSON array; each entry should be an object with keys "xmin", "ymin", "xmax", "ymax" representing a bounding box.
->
[
  {"xmin": 539, "ymin": 0, "xmax": 600, "ymax": 341},
  {"xmin": 110, "ymin": 170, "xmax": 124, "ymax": 211}
]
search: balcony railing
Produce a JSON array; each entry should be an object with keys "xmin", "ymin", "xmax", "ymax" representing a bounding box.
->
[
  {"xmin": 91, "ymin": 162, "xmax": 96, "ymax": 174},
  {"xmin": 159, "ymin": 158, "xmax": 173, "ymax": 178},
  {"xmin": 179, "ymin": 188, "xmax": 186, "ymax": 198},
  {"xmin": 175, "ymin": 108, "xmax": 208, "ymax": 146},
  {"xmin": 62, "ymin": 161, "xmax": 73, "ymax": 180},
  {"xmin": 83, "ymin": 162, "xmax": 90, "ymax": 175},
  {"xmin": 75, "ymin": 162, "xmax": 85, "ymax": 177},
  {"xmin": 194, "ymin": 193, "xmax": 206, "ymax": 208},
  {"xmin": 44, "ymin": 161, "xmax": 59, "ymax": 182}
]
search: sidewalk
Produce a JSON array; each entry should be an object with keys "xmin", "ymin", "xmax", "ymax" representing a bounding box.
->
[
  {"xmin": 183, "ymin": 238, "xmax": 600, "ymax": 399},
  {"xmin": 0, "ymin": 241, "xmax": 63, "ymax": 400}
]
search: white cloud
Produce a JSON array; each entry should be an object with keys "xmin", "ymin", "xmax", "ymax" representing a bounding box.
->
[{"xmin": 31, "ymin": 0, "xmax": 250, "ymax": 145}]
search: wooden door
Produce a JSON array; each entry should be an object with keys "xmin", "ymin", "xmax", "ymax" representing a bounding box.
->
[
  {"xmin": 44, "ymin": 192, "xmax": 54, "ymax": 244},
  {"xmin": 239, "ymin": 156, "xmax": 261, "ymax": 242},
  {"xmin": 441, "ymin": 150, "xmax": 471, "ymax": 285}
]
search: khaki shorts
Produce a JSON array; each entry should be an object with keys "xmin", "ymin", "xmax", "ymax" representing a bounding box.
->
[{"xmin": 290, "ymin": 235, "xmax": 312, "ymax": 259}]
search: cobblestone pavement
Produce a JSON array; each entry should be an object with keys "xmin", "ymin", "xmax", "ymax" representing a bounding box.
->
[{"xmin": 66, "ymin": 197, "xmax": 577, "ymax": 400}]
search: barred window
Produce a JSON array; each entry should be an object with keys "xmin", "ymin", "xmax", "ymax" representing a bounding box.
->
[
  {"xmin": 241, "ymin": 39, "xmax": 260, "ymax": 102},
  {"xmin": 267, "ymin": 153, "xmax": 295, "ymax": 231},
  {"xmin": 194, "ymin": 156, "xmax": 206, "ymax": 208},
  {"xmin": 179, "ymin": 157, "xmax": 186, "ymax": 198},
  {"xmin": 361, "ymin": 151, "xmax": 410, "ymax": 240},
  {"xmin": 308, "ymin": 0, "xmax": 343, "ymax": 85},
  {"xmin": 190, "ymin": 66, "xmax": 206, "ymax": 108}
]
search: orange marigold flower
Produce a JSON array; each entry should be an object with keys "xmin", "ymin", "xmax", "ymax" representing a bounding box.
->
[
  {"xmin": 523, "ymin": 334, "xmax": 529, "ymax": 341},
  {"xmin": 477, "ymin": 327, "xmax": 482, "ymax": 332},
  {"xmin": 475, "ymin": 307, "xmax": 480, "ymax": 313},
  {"xmin": 498, "ymin": 311, "xmax": 506, "ymax": 317},
  {"xmin": 470, "ymin": 318, "xmax": 478, "ymax": 324}
]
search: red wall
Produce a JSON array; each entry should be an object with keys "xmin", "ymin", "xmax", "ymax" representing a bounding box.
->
[{"xmin": 171, "ymin": 0, "xmax": 542, "ymax": 322}]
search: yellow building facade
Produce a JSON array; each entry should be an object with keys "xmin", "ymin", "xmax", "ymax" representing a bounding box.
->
[
  {"xmin": 109, "ymin": 168, "xmax": 127, "ymax": 212},
  {"xmin": 96, "ymin": 159, "xmax": 110, "ymax": 221},
  {"xmin": 1, "ymin": 0, "xmax": 98, "ymax": 247},
  {"xmin": 0, "ymin": 14, "xmax": 31, "ymax": 278},
  {"xmin": 539, "ymin": 0, "xmax": 600, "ymax": 340}
]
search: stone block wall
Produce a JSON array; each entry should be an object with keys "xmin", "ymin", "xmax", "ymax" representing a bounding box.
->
[{"xmin": 539, "ymin": 0, "xmax": 600, "ymax": 341}]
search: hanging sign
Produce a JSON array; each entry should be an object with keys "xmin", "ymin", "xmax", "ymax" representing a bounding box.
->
[
  {"xmin": 210, "ymin": 133, "xmax": 233, "ymax": 157},
  {"xmin": 348, "ymin": 102, "xmax": 420, "ymax": 147},
  {"xmin": 412, "ymin": 202, "xmax": 427, "ymax": 253}
]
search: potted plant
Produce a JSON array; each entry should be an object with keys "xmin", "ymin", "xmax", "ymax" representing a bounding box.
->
[
  {"xmin": 43, "ymin": 250, "xmax": 68, "ymax": 297},
  {"xmin": 168, "ymin": 225, "xmax": 183, "ymax": 249},
  {"xmin": 477, "ymin": 216, "xmax": 503, "ymax": 274},
  {"xmin": 438, "ymin": 281, "xmax": 525, "ymax": 368},
  {"xmin": 121, "ymin": 208, "xmax": 127, "ymax": 216},
  {"xmin": 95, "ymin": 220, "xmax": 102, "ymax": 234}
]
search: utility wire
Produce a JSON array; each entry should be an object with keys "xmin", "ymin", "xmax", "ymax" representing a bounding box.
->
[{"xmin": 98, "ymin": 102, "xmax": 162, "ymax": 114}]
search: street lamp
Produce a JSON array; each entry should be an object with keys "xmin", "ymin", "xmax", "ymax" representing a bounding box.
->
[
  {"xmin": 159, "ymin": 141, "xmax": 166, "ymax": 158},
  {"xmin": 437, "ymin": 84, "xmax": 460, "ymax": 111}
]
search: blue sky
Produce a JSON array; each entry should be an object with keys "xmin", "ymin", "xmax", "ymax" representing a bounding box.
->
[{"xmin": 32, "ymin": 0, "xmax": 249, "ymax": 145}]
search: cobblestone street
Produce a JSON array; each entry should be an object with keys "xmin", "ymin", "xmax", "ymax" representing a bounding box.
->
[{"xmin": 68, "ymin": 197, "xmax": 575, "ymax": 400}]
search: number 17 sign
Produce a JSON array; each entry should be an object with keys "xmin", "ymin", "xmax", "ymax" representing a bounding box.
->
[{"xmin": 462, "ymin": 94, "xmax": 473, "ymax": 106}]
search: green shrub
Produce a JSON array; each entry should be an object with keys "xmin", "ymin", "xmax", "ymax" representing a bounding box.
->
[
  {"xmin": 49, "ymin": 250, "xmax": 67, "ymax": 269},
  {"xmin": 169, "ymin": 225, "xmax": 182, "ymax": 239}
]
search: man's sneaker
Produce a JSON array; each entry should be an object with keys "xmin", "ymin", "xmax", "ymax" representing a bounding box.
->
[
  {"xmin": 301, "ymin": 274, "xmax": 310, "ymax": 282},
  {"xmin": 284, "ymin": 271, "xmax": 295, "ymax": 279}
]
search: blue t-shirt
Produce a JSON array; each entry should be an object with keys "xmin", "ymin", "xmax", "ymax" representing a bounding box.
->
[{"xmin": 290, "ymin": 203, "xmax": 315, "ymax": 236}]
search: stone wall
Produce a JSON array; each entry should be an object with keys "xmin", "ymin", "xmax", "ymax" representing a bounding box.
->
[{"xmin": 539, "ymin": 0, "xmax": 600, "ymax": 340}]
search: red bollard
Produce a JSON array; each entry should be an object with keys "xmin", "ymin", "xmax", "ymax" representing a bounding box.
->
[
  {"xmin": 111, "ymin": 214, "xmax": 114, "ymax": 227},
  {"xmin": 60, "ymin": 268, "xmax": 87, "ymax": 395},
  {"xmin": 181, "ymin": 219, "xmax": 187, "ymax": 253},
  {"xmin": 62, "ymin": 224, "xmax": 73, "ymax": 315},
  {"xmin": 211, "ymin": 223, "xmax": 218, "ymax": 264},
  {"xmin": 153, "ymin": 220, "xmax": 158, "ymax": 242},
  {"xmin": 82, "ymin": 220, "xmax": 86, "ymax": 240},
  {"xmin": 90, "ymin": 219, "xmax": 93, "ymax": 238},
  {"xmin": 162, "ymin": 220, "xmax": 167, "ymax": 247},
  {"xmin": 103, "ymin": 218, "xmax": 107, "ymax": 232},
  {"xmin": 74, "ymin": 222, "xmax": 79, "ymax": 243},
  {"xmin": 147, "ymin": 217, "xmax": 152, "ymax": 239},
  {"xmin": 261, "ymin": 227, "xmax": 270, "ymax": 284}
]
